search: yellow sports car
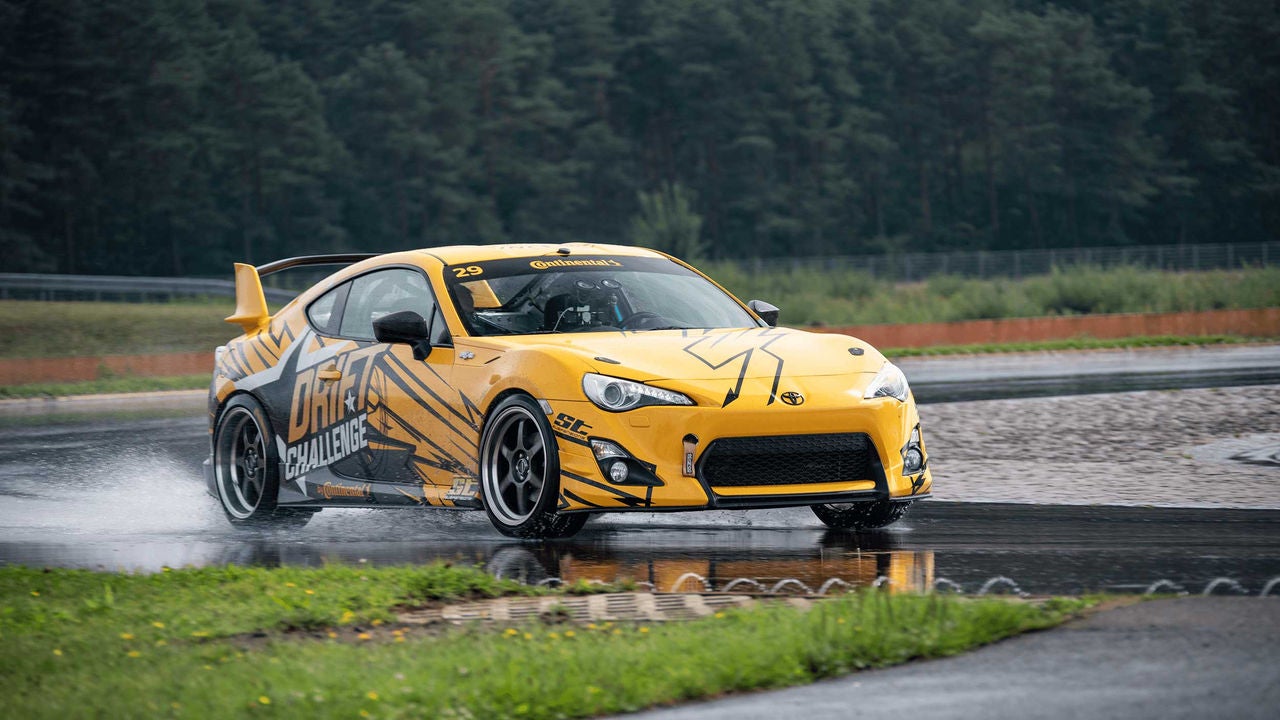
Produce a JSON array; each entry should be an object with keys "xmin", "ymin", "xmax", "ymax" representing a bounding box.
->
[{"xmin": 204, "ymin": 243, "xmax": 931, "ymax": 538}]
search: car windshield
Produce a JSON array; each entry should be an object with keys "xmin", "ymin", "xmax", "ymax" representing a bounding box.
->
[{"xmin": 444, "ymin": 255, "xmax": 760, "ymax": 336}]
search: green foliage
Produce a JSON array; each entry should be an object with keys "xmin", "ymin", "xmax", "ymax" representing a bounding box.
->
[
  {"xmin": 0, "ymin": 564, "xmax": 1093, "ymax": 718},
  {"xmin": 629, "ymin": 183, "xmax": 705, "ymax": 259},
  {"xmin": 0, "ymin": 0, "xmax": 1277, "ymax": 273}
]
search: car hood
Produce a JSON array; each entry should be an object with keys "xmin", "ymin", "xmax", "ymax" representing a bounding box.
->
[{"xmin": 486, "ymin": 327, "xmax": 886, "ymax": 382}]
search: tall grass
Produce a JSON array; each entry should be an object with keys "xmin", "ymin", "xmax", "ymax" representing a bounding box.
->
[{"xmin": 706, "ymin": 264, "xmax": 1280, "ymax": 326}]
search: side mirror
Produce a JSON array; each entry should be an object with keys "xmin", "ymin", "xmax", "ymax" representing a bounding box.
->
[
  {"xmin": 373, "ymin": 310, "xmax": 432, "ymax": 360},
  {"xmin": 747, "ymin": 299, "xmax": 779, "ymax": 327}
]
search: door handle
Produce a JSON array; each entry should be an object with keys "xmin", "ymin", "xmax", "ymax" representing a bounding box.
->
[{"xmin": 318, "ymin": 367, "xmax": 342, "ymax": 383}]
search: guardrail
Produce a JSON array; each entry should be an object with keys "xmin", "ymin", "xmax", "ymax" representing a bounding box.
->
[{"xmin": 0, "ymin": 273, "xmax": 297, "ymax": 303}]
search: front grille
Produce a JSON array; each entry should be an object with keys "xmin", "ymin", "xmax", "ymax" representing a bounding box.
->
[{"xmin": 700, "ymin": 433, "xmax": 878, "ymax": 487}]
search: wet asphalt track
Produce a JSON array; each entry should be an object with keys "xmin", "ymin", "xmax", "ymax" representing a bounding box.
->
[{"xmin": 1, "ymin": 407, "xmax": 1277, "ymax": 597}]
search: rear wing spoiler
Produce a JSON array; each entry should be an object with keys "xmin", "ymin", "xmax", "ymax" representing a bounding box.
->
[{"xmin": 226, "ymin": 253, "xmax": 379, "ymax": 333}]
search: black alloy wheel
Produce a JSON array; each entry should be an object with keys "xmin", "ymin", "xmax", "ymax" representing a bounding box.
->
[
  {"xmin": 479, "ymin": 394, "xmax": 587, "ymax": 539},
  {"xmin": 213, "ymin": 395, "xmax": 314, "ymax": 528}
]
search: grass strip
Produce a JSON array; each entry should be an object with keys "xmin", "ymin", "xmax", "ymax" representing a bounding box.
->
[
  {"xmin": 0, "ymin": 374, "xmax": 210, "ymax": 399},
  {"xmin": 1, "ymin": 564, "xmax": 1093, "ymax": 719},
  {"xmin": 0, "ymin": 299, "xmax": 237, "ymax": 359},
  {"xmin": 3, "ymin": 266, "xmax": 1279, "ymax": 358},
  {"xmin": 881, "ymin": 334, "xmax": 1272, "ymax": 358}
]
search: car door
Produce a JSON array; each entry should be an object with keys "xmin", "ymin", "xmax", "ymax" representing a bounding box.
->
[{"xmin": 322, "ymin": 267, "xmax": 471, "ymax": 493}]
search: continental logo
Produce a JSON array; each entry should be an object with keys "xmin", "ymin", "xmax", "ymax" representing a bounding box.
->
[
  {"xmin": 529, "ymin": 258, "xmax": 622, "ymax": 270},
  {"xmin": 319, "ymin": 481, "xmax": 372, "ymax": 500}
]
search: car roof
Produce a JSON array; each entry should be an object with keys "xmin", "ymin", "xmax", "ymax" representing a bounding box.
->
[{"xmin": 415, "ymin": 242, "xmax": 669, "ymax": 267}]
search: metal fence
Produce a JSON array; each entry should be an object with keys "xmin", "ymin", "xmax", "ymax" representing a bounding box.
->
[
  {"xmin": 1, "ymin": 241, "xmax": 1276, "ymax": 302},
  {"xmin": 723, "ymin": 240, "xmax": 1280, "ymax": 282},
  {"xmin": 0, "ymin": 273, "xmax": 296, "ymax": 303}
]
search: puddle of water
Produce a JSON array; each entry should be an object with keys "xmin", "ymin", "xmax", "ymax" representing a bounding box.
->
[{"xmin": 1188, "ymin": 434, "xmax": 1280, "ymax": 467}]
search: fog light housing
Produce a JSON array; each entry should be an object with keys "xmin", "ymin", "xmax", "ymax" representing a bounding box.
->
[
  {"xmin": 588, "ymin": 438, "xmax": 663, "ymax": 487},
  {"xmin": 609, "ymin": 461, "xmax": 629, "ymax": 483},
  {"xmin": 903, "ymin": 447, "xmax": 924, "ymax": 473},
  {"xmin": 900, "ymin": 425, "xmax": 926, "ymax": 475}
]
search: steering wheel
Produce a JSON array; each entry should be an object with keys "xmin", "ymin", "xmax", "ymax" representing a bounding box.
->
[{"xmin": 619, "ymin": 311, "xmax": 666, "ymax": 330}]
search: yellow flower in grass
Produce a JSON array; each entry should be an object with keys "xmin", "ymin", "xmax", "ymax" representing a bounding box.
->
[
  {"xmin": 190, "ymin": 631, "xmax": 210, "ymax": 638},
  {"xmin": 52, "ymin": 649, "xmax": 63, "ymax": 656},
  {"xmin": 357, "ymin": 633, "xmax": 372, "ymax": 641},
  {"xmin": 504, "ymin": 628, "xmax": 518, "ymax": 637},
  {"xmin": 127, "ymin": 650, "xmax": 141, "ymax": 658},
  {"xmin": 305, "ymin": 589, "xmax": 315, "ymax": 595},
  {"xmin": 366, "ymin": 691, "xmax": 380, "ymax": 701},
  {"xmin": 120, "ymin": 633, "xmax": 134, "ymax": 640},
  {"xmin": 639, "ymin": 627, "xmax": 650, "ymax": 634},
  {"xmin": 564, "ymin": 630, "xmax": 575, "ymax": 638},
  {"xmin": 258, "ymin": 696, "xmax": 271, "ymax": 705},
  {"xmin": 341, "ymin": 610, "xmax": 356, "ymax": 623},
  {"xmin": 394, "ymin": 636, "xmax": 405, "ymax": 643},
  {"xmin": 714, "ymin": 612, "xmax": 726, "ymax": 619},
  {"xmin": 30, "ymin": 591, "xmax": 39, "ymax": 597},
  {"xmin": 327, "ymin": 631, "xmax": 338, "ymax": 639},
  {"xmin": 151, "ymin": 621, "xmax": 165, "ymax": 629},
  {"xmin": 285, "ymin": 582, "xmax": 296, "ymax": 588},
  {"xmin": 523, "ymin": 632, "xmax": 533, "ymax": 640},
  {"xmin": 371, "ymin": 619, "xmax": 384, "ymax": 627}
]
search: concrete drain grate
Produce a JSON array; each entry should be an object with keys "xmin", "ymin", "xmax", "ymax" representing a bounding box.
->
[{"xmin": 397, "ymin": 593, "xmax": 778, "ymax": 626}]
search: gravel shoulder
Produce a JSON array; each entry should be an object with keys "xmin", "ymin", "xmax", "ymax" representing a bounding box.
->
[{"xmin": 923, "ymin": 384, "xmax": 1280, "ymax": 509}]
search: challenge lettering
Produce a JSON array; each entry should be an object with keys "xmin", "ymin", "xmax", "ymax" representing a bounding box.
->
[{"xmin": 283, "ymin": 412, "xmax": 368, "ymax": 480}]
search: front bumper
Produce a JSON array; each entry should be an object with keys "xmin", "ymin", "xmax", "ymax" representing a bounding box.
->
[{"xmin": 548, "ymin": 377, "xmax": 932, "ymax": 513}]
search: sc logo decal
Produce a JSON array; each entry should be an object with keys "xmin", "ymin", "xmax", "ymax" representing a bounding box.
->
[
  {"xmin": 780, "ymin": 391, "xmax": 805, "ymax": 406},
  {"xmin": 553, "ymin": 413, "xmax": 593, "ymax": 435}
]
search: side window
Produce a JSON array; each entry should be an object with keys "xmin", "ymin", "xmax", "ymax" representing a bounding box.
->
[
  {"xmin": 306, "ymin": 284, "xmax": 345, "ymax": 335},
  {"xmin": 339, "ymin": 268, "xmax": 437, "ymax": 341}
]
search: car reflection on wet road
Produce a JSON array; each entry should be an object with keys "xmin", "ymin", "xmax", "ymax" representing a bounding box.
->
[{"xmin": 1, "ymin": 412, "xmax": 1277, "ymax": 596}]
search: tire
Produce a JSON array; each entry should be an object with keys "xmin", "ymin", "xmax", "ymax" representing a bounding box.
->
[
  {"xmin": 811, "ymin": 499, "xmax": 912, "ymax": 531},
  {"xmin": 479, "ymin": 394, "xmax": 588, "ymax": 539},
  {"xmin": 213, "ymin": 395, "xmax": 315, "ymax": 529}
]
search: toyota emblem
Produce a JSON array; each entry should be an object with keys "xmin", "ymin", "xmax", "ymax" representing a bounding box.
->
[{"xmin": 780, "ymin": 391, "xmax": 805, "ymax": 406}]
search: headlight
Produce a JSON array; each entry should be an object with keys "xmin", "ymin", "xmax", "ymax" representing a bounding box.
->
[
  {"xmin": 863, "ymin": 362, "xmax": 909, "ymax": 402},
  {"xmin": 583, "ymin": 373, "xmax": 694, "ymax": 412}
]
